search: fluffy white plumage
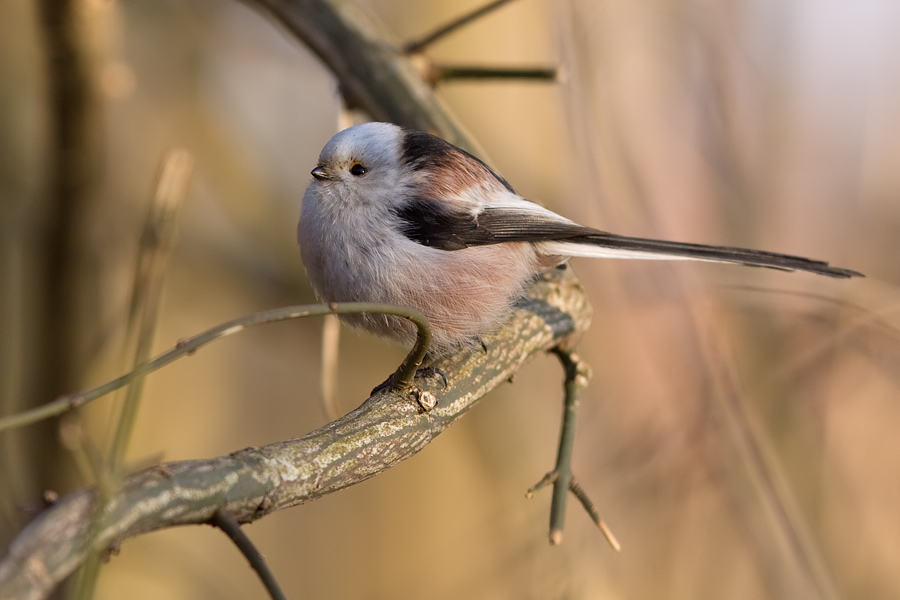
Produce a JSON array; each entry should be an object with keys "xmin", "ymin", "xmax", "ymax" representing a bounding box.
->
[{"xmin": 298, "ymin": 122, "xmax": 861, "ymax": 354}]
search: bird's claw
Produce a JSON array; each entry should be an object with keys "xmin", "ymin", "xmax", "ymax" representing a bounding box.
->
[{"xmin": 414, "ymin": 366, "xmax": 449, "ymax": 389}]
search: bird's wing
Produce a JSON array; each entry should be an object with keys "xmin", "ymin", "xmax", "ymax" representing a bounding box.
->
[{"xmin": 393, "ymin": 198, "xmax": 862, "ymax": 279}]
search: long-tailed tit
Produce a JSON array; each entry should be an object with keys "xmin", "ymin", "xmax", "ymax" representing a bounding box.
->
[{"xmin": 298, "ymin": 122, "xmax": 862, "ymax": 355}]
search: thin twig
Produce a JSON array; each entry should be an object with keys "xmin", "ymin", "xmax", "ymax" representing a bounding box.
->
[
  {"xmin": 430, "ymin": 65, "xmax": 557, "ymax": 84},
  {"xmin": 0, "ymin": 303, "xmax": 431, "ymax": 433},
  {"xmin": 211, "ymin": 508, "xmax": 287, "ymax": 600},
  {"xmin": 404, "ymin": 0, "xmax": 517, "ymax": 54},
  {"xmin": 547, "ymin": 347, "xmax": 583, "ymax": 545},
  {"xmin": 569, "ymin": 478, "xmax": 620, "ymax": 552}
]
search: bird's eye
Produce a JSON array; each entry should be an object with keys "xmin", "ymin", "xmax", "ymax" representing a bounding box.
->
[{"xmin": 349, "ymin": 163, "xmax": 368, "ymax": 177}]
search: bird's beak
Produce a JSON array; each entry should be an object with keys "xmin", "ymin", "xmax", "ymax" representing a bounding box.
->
[{"xmin": 311, "ymin": 166, "xmax": 331, "ymax": 181}]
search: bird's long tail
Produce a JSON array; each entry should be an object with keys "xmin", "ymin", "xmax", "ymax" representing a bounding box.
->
[{"xmin": 538, "ymin": 233, "xmax": 862, "ymax": 279}]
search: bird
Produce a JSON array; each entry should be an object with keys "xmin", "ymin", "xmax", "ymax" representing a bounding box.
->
[{"xmin": 297, "ymin": 122, "xmax": 862, "ymax": 356}]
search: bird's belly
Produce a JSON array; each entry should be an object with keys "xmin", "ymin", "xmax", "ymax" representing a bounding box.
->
[
  {"xmin": 374, "ymin": 243, "xmax": 539, "ymax": 352},
  {"xmin": 310, "ymin": 235, "xmax": 539, "ymax": 353}
]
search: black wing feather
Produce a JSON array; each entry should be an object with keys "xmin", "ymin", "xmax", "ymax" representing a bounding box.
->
[{"xmin": 394, "ymin": 198, "xmax": 496, "ymax": 250}]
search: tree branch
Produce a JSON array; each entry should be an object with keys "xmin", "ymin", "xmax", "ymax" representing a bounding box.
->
[{"xmin": 0, "ymin": 268, "xmax": 591, "ymax": 600}]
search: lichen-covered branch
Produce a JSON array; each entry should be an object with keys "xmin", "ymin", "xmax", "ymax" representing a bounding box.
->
[{"xmin": 0, "ymin": 268, "xmax": 591, "ymax": 600}]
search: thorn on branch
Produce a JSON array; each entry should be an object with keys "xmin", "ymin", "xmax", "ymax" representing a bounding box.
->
[{"xmin": 525, "ymin": 471, "xmax": 557, "ymax": 499}]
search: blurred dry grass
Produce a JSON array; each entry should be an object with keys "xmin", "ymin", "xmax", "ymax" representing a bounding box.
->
[{"xmin": 1, "ymin": 0, "xmax": 898, "ymax": 598}]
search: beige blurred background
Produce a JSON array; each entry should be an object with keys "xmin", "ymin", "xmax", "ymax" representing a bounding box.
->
[{"xmin": 1, "ymin": 0, "xmax": 898, "ymax": 598}]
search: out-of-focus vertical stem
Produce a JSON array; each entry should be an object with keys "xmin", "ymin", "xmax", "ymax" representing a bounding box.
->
[
  {"xmin": 108, "ymin": 149, "xmax": 193, "ymax": 469},
  {"xmin": 34, "ymin": 0, "xmax": 100, "ymax": 495},
  {"xmin": 37, "ymin": 0, "xmax": 95, "ymax": 393}
]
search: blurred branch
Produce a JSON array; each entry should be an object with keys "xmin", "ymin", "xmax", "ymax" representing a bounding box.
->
[
  {"xmin": 319, "ymin": 313, "xmax": 342, "ymax": 420},
  {"xmin": 403, "ymin": 0, "xmax": 517, "ymax": 54},
  {"xmin": 36, "ymin": 0, "xmax": 98, "ymax": 393},
  {"xmin": 109, "ymin": 149, "xmax": 194, "ymax": 468},
  {"xmin": 0, "ymin": 268, "xmax": 591, "ymax": 600},
  {"xmin": 698, "ymin": 328, "xmax": 843, "ymax": 600},
  {"xmin": 425, "ymin": 64, "xmax": 558, "ymax": 86},
  {"xmin": 30, "ymin": 0, "xmax": 100, "ymax": 503}
]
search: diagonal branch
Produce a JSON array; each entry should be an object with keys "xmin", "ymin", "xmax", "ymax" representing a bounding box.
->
[{"xmin": 0, "ymin": 268, "xmax": 592, "ymax": 600}]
